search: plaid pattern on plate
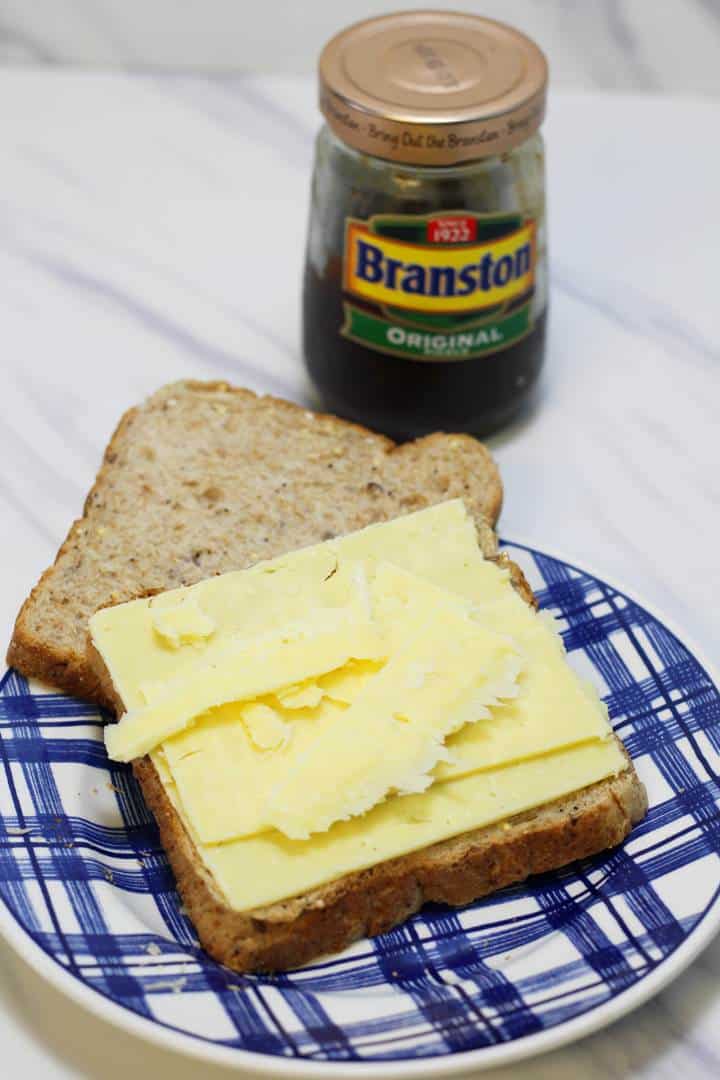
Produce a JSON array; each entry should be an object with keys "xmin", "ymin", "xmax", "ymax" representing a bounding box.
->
[{"xmin": 1, "ymin": 542, "xmax": 719, "ymax": 1064}]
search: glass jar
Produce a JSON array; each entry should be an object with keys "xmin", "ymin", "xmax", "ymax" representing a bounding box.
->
[{"xmin": 303, "ymin": 11, "xmax": 548, "ymax": 441}]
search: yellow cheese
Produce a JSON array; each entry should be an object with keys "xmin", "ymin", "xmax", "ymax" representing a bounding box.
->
[
  {"xmin": 154, "ymin": 738, "xmax": 626, "ymax": 911},
  {"xmin": 262, "ymin": 602, "xmax": 521, "ymax": 839},
  {"xmin": 151, "ymin": 596, "xmax": 216, "ymax": 648},
  {"xmin": 318, "ymin": 660, "xmax": 385, "ymax": 704},
  {"xmin": 435, "ymin": 602, "xmax": 611, "ymax": 783},
  {"xmin": 240, "ymin": 702, "xmax": 292, "ymax": 751},
  {"xmin": 96, "ymin": 501, "xmax": 488, "ymax": 763},
  {"xmin": 90, "ymin": 498, "xmax": 626, "ymax": 914},
  {"xmin": 161, "ymin": 563, "xmax": 521, "ymax": 843},
  {"xmin": 275, "ymin": 682, "xmax": 325, "ymax": 709},
  {"xmin": 105, "ymin": 610, "xmax": 386, "ymax": 762},
  {"xmin": 90, "ymin": 499, "xmax": 481, "ymax": 711},
  {"xmin": 369, "ymin": 556, "xmax": 613, "ymax": 786},
  {"xmin": 161, "ymin": 558, "xmax": 611, "ymax": 845},
  {"xmin": 163, "ymin": 696, "xmax": 351, "ymax": 843}
]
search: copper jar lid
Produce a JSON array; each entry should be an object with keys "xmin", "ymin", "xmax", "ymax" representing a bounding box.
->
[{"xmin": 319, "ymin": 10, "xmax": 548, "ymax": 166}]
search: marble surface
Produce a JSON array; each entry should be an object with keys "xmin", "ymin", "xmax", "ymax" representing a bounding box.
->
[
  {"xmin": 1, "ymin": 0, "xmax": 720, "ymax": 96},
  {"xmin": 1, "ymin": 71, "xmax": 719, "ymax": 1078}
]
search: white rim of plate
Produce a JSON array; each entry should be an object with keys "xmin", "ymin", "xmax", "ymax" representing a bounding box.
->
[{"xmin": 0, "ymin": 543, "xmax": 719, "ymax": 1078}]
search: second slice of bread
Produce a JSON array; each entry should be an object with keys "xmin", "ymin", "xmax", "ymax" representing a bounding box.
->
[{"xmin": 8, "ymin": 380, "xmax": 503, "ymax": 705}]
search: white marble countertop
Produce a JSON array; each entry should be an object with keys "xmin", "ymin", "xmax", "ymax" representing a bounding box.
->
[{"xmin": 1, "ymin": 71, "xmax": 719, "ymax": 1078}]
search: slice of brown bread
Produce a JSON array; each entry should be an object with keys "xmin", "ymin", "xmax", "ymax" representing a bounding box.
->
[
  {"xmin": 7, "ymin": 380, "xmax": 503, "ymax": 706},
  {"xmin": 85, "ymin": 540, "xmax": 646, "ymax": 975},
  {"xmin": 132, "ymin": 749, "xmax": 646, "ymax": 973}
]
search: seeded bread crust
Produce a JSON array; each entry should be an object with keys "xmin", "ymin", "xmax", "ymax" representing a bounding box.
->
[{"xmin": 8, "ymin": 381, "xmax": 502, "ymax": 706}]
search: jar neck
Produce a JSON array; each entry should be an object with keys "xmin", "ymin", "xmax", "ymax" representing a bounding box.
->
[{"xmin": 319, "ymin": 123, "xmax": 543, "ymax": 178}]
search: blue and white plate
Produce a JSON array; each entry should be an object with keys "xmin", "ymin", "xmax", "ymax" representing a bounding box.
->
[{"xmin": 1, "ymin": 542, "xmax": 720, "ymax": 1077}]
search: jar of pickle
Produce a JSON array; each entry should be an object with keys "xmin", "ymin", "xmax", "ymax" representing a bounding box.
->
[{"xmin": 303, "ymin": 10, "xmax": 548, "ymax": 440}]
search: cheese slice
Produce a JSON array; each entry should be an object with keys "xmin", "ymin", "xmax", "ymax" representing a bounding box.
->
[
  {"xmin": 97, "ymin": 502, "xmax": 490, "ymax": 764},
  {"xmin": 262, "ymin": 604, "xmax": 521, "ymax": 839},
  {"xmin": 434, "ymin": 597, "xmax": 611, "ymax": 783},
  {"xmin": 162, "ymin": 602, "xmax": 520, "ymax": 843},
  {"xmin": 90, "ymin": 499, "xmax": 482, "ymax": 711},
  {"xmin": 318, "ymin": 661, "xmax": 384, "ymax": 705},
  {"xmin": 151, "ymin": 596, "xmax": 216, "ymax": 648},
  {"xmin": 367, "ymin": 556, "xmax": 613, "ymax": 785},
  {"xmin": 163, "ymin": 697, "xmax": 349, "ymax": 843},
  {"xmin": 105, "ymin": 609, "xmax": 386, "ymax": 762},
  {"xmin": 161, "ymin": 563, "xmax": 520, "ymax": 843},
  {"xmin": 154, "ymin": 737, "xmax": 626, "ymax": 911},
  {"xmin": 93, "ymin": 500, "xmax": 619, "ymax": 874},
  {"xmin": 240, "ymin": 702, "xmax": 291, "ymax": 751},
  {"xmin": 275, "ymin": 682, "xmax": 325, "ymax": 709},
  {"xmin": 161, "ymin": 560, "xmax": 610, "ymax": 845}
]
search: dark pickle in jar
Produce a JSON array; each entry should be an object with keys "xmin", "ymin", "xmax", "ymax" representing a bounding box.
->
[{"xmin": 303, "ymin": 12, "xmax": 549, "ymax": 441}]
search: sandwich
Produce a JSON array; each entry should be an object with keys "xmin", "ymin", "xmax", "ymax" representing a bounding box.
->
[{"xmin": 7, "ymin": 380, "xmax": 647, "ymax": 972}]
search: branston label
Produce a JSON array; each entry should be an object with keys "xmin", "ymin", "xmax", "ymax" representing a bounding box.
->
[{"xmin": 344, "ymin": 220, "xmax": 535, "ymax": 315}]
